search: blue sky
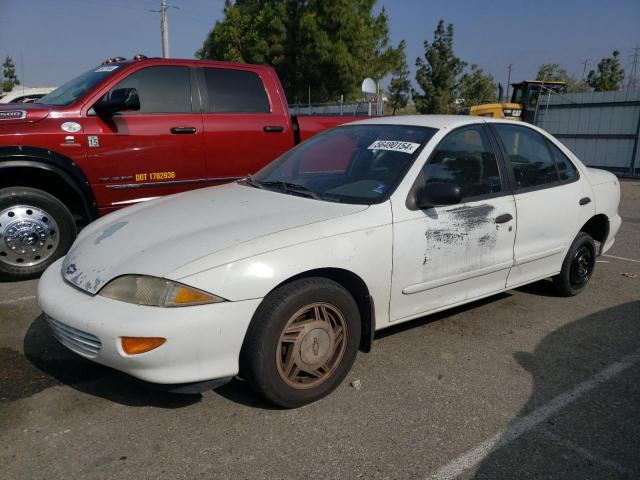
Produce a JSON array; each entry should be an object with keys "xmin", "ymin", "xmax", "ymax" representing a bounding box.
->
[{"xmin": 1, "ymin": 0, "xmax": 638, "ymax": 92}]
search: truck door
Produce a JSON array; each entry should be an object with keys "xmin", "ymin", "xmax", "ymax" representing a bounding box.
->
[
  {"xmin": 198, "ymin": 66, "xmax": 293, "ymax": 181},
  {"xmin": 82, "ymin": 65, "xmax": 205, "ymax": 213}
]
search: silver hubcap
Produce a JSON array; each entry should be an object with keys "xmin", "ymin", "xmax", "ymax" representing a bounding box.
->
[{"xmin": 0, "ymin": 205, "xmax": 59, "ymax": 267}]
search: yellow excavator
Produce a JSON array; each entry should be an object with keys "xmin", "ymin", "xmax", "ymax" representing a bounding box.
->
[{"xmin": 463, "ymin": 80, "xmax": 567, "ymax": 123}]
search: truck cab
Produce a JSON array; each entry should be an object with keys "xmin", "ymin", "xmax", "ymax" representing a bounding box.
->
[
  {"xmin": 465, "ymin": 80, "xmax": 567, "ymax": 123},
  {"xmin": 0, "ymin": 57, "xmax": 361, "ymax": 281}
]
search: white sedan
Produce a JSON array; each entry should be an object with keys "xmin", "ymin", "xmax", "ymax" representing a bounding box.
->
[{"xmin": 37, "ymin": 115, "xmax": 621, "ymax": 407}]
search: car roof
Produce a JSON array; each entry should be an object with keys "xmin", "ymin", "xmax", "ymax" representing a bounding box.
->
[{"xmin": 347, "ymin": 114, "xmax": 489, "ymax": 130}]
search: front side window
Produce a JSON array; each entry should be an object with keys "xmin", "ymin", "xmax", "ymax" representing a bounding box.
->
[
  {"xmin": 105, "ymin": 66, "xmax": 192, "ymax": 114},
  {"xmin": 421, "ymin": 125, "xmax": 502, "ymax": 199},
  {"xmin": 493, "ymin": 124, "xmax": 559, "ymax": 189},
  {"xmin": 202, "ymin": 68, "xmax": 270, "ymax": 113},
  {"xmin": 248, "ymin": 125, "xmax": 436, "ymax": 204}
]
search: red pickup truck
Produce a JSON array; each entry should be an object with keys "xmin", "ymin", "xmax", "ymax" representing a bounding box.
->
[{"xmin": 0, "ymin": 57, "xmax": 364, "ymax": 280}]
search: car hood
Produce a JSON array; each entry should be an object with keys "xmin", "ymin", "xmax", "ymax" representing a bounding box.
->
[
  {"xmin": 61, "ymin": 183, "xmax": 368, "ymax": 294},
  {"xmin": 0, "ymin": 103, "xmax": 51, "ymax": 123}
]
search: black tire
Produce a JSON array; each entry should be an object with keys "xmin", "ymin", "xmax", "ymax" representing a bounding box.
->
[
  {"xmin": 240, "ymin": 277, "xmax": 361, "ymax": 408},
  {"xmin": 552, "ymin": 232, "xmax": 596, "ymax": 297},
  {"xmin": 0, "ymin": 187, "xmax": 76, "ymax": 281}
]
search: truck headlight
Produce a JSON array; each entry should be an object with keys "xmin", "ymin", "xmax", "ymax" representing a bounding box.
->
[{"xmin": 99, "ymin": 275, "xmax": 225, "ymax": 307}]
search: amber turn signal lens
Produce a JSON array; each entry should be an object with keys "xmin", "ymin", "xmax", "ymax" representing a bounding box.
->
[
  {"xmin": 121, "ymin": 337, "xmax": 166, "ymax": 355},
  {"xmin": 173, "ymin": 286, "xmax": 213, "ymax": 305}
]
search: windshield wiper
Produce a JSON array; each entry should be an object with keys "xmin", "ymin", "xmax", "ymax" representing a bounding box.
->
[
  {"xmin": 241, "ymin": 174, "xmax": 266, "ymax": 190},
  {"xmin": 259, "ymin": 181, "xmax": 320, "ymax": 199}
]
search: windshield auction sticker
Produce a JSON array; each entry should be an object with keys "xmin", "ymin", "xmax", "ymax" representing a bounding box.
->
[{"xmin": 368, "ymin": 140, "xmax": 421, "ymax": 154}]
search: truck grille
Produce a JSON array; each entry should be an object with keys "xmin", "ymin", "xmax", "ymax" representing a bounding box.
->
[{"xmin": 47, "ymin": 316, "xmax": 101, "ymax": 357}]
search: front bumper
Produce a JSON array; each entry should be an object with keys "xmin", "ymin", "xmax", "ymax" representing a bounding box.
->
[{"xmin": 37, "ymin": 258, "xmax": 262, "ymax": 385}]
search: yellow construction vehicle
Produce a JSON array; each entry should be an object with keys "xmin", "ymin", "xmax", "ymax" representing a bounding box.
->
[{"xmin": 463, "ymin": 80, "xmax": 567, "ymax": 123}]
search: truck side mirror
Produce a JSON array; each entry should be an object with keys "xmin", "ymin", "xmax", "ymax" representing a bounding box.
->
[
  {"xmin": 93, "ymin": 88, "xmax": 140, "ymax": 116},
  {"xmin": 415, "ymin": 182, "xmax": 462, "ymax": 209}
]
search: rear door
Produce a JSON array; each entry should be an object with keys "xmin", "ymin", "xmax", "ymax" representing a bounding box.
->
[
  {"xmin": 489, "ymin": 123, "xmax": 593, "ymax": 288},
  {"xmin": 83, "ymin": 64, "xmax": 205, "ymax": 212},
  {"xmin": 198, "ymin": 66, "xmax": 293, "ymax": 181}
]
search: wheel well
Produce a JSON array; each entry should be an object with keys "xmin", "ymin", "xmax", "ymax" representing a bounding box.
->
[
  {"xmin": 0, "ymin": 166, "xmax": 91, "ymax": 225},
  {"xmin": 274, "ymin": 268, "xmax": 375, "ymax": 353},
  {"xmin": 580, "ymin": 214, "xmax": 609, "ymax": 253}
]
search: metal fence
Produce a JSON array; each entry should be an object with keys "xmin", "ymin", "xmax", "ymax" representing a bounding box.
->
[
  {"xmin": 289, "ymin": 100, "xmax": 384, "ymax": 117},
  {"xmin": 534, "ymin": 90, "xmax": 640, "ymax": 176}
]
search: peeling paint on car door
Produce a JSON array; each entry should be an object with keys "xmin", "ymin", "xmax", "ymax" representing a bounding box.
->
[{"xmin": 390, "ymin": 196, "xmax": 516, "ymax": 322}]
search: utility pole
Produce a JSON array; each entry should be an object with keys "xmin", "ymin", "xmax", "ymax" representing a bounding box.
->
[
  {"xmin": 628, "ymin": 45, "xmax": 639, "ymax": 90},
  {"xmin": 506, "ymin": 64, "xmax": 513, "ymax": 101},
  {"xmin": 580, "ymin": 58, "xmax": 591, "ymax": 80},
  {"xmin": 160, "ymin": 0, "xmax": 170, "ymax": 58}
]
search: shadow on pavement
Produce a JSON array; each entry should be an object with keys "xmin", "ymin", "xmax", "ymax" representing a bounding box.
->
[
  {"xmin": 472, "ymin": 301, "xmax": 640, "ymax": 479},
  {"xmin": 15, "ymin": 314, "xmax": 201, "ymax": 408}
]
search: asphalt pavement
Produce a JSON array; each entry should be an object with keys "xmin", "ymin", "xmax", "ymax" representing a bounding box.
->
[{"xmin": 1, "ymin": 180, "xmax": 638, "ymax": 480}]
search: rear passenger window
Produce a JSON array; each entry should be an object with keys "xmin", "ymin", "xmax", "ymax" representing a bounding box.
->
[
  {"xmin": 493, "ymin": 124, "xmax": 558, "ymax": 189},
  {"xmin": 548, "ymin": 141, "xmax": 578, "ymax": 181},
  {"xmin": 422, "ymin": 125, "xmax": 502, "ymax": 199},
  {"xmin": 202, "ymin": 68, "xmax": 270, "ymax": 113},
  {"xmin": 110, "ymin": 66, "xmax": 192, "ymax": 114}
]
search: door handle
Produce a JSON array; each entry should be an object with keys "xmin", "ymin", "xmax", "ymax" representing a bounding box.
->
[
  {"xmin": 170, "ymin": 127, "xmax": 197, "ymax": 134},
  {"xmin": 495, "ymin": 213, "xmax": 513, "ymax": 224},
  {"xmin": 263, "ymin": 125, "xmax": 284, "ymax": 133},
  {"xmin": 579, "ymin": 197, "xmax": 591, "ymax": 206}
]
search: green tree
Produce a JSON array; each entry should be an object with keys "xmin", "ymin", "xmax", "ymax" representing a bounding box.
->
[
  {"xmin": 536, "ymin": 63, "xmax": 589, "ymax": 93},
  {"xmin": 197, "ymin": 0, "xmax": 403, "ymax": 102},
  {"xmin": 413, "ymin": 20, "xmax": 466, "ymax": 114},
  {"xmin": 587, "ymin": 51, "xmax": 625, "ymax": 91},
  {"xmin": 458, "ymin": 64, "xmax": 497, "ymax": 107},
  {"xmin": 386, "ymin": 41, "xmax": 410, "ymax": 115},
  {"xmin": 2, "ymin": 56, "xmax": 20, "ymax": 93}
]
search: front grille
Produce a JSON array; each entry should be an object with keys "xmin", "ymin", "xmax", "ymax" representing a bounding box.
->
[{"xmin": 47, "ymin": 316, "xmax": 102, "ymax": 357}]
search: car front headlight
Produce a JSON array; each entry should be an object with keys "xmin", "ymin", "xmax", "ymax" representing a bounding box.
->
[{"xmin": 98, "ymin": 275, "xmax": 226, "ymax": 307}]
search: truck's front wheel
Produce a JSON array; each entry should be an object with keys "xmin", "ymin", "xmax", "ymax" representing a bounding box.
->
[{"xmin": 0, "ymin": 187, "xmax": 76, "ymax": 281}]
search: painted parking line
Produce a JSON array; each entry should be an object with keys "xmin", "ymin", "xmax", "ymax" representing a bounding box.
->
[
  {"xmin": 604, "ymin": 254, "xmax": 640, "ymax": 264},
  {"xmin": 427, "ymin": 349, "xmax": 640, "ymax": 480},
  {"xmin": 0, "ymin": 295, "xmax": 37, "ymax": 306},
  {"xmin": 538, "ymin": 428, "xmax": 632, "ymax": 476}
]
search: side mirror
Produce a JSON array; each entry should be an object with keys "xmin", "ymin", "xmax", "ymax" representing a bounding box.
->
[
  {"xmin": 415, "ymin": 182, "xmax": 462, "ymax": 209},
  {"xmin": 94, "ymin": 88, "xmax": 140, "ymax": 116}
]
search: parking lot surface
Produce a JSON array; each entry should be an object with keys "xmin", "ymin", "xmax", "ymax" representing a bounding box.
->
[{"xmin": 1, "ymin": 180, "xmax": 638, "ymax": 480}]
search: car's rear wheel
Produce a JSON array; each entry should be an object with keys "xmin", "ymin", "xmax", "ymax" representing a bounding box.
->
[
  {"xmin": 553, "ymin": 232, "xmax": 596, "ymax": 296},
  {"xmin": 0, "ymin": 187, "xmax": 76, "ymax": 281},
  {"xmin": 240, "ymin": 277, "xmax": 361, "ymax": 408}
]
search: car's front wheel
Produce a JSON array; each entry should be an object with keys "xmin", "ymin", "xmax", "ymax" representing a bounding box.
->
[
  {"xmin": 241, "ymin": 277, "xmax": 361, "ymax": 408},
  {"xmin": 553, "ymin": 232, "xmax": 596, "ymax": 296}
]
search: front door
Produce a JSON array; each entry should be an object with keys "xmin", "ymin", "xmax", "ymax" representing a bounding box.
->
[
  {"xmin": 82, "ymin": 64, "xmax": 205, "ymax": 213},
  {"xmin": 390, "ymin": 124, "xmax": 516, "ymax": 322}
]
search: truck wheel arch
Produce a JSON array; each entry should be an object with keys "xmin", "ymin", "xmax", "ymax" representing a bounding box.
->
[{"xmin": 0, "ymin": 147, "xmax": 97, "ymax": 223}]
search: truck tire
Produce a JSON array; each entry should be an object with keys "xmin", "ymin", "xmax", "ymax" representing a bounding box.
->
[
  {"xmin": 0, "ymin": 187, "xmax": 76, "ymax": 281},
  {"xmin": 240, "ymin": 277, "xmax": 361, "ymax": 408}
]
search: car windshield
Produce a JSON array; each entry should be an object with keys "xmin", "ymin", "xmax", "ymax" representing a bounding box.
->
[
  {"xmin": 247, "ymin": 124, "xmax": 437, "ymax": 205},
  {"xmin": 36, "ymin": 65, "xmax": 123, "ymax": 106}
]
